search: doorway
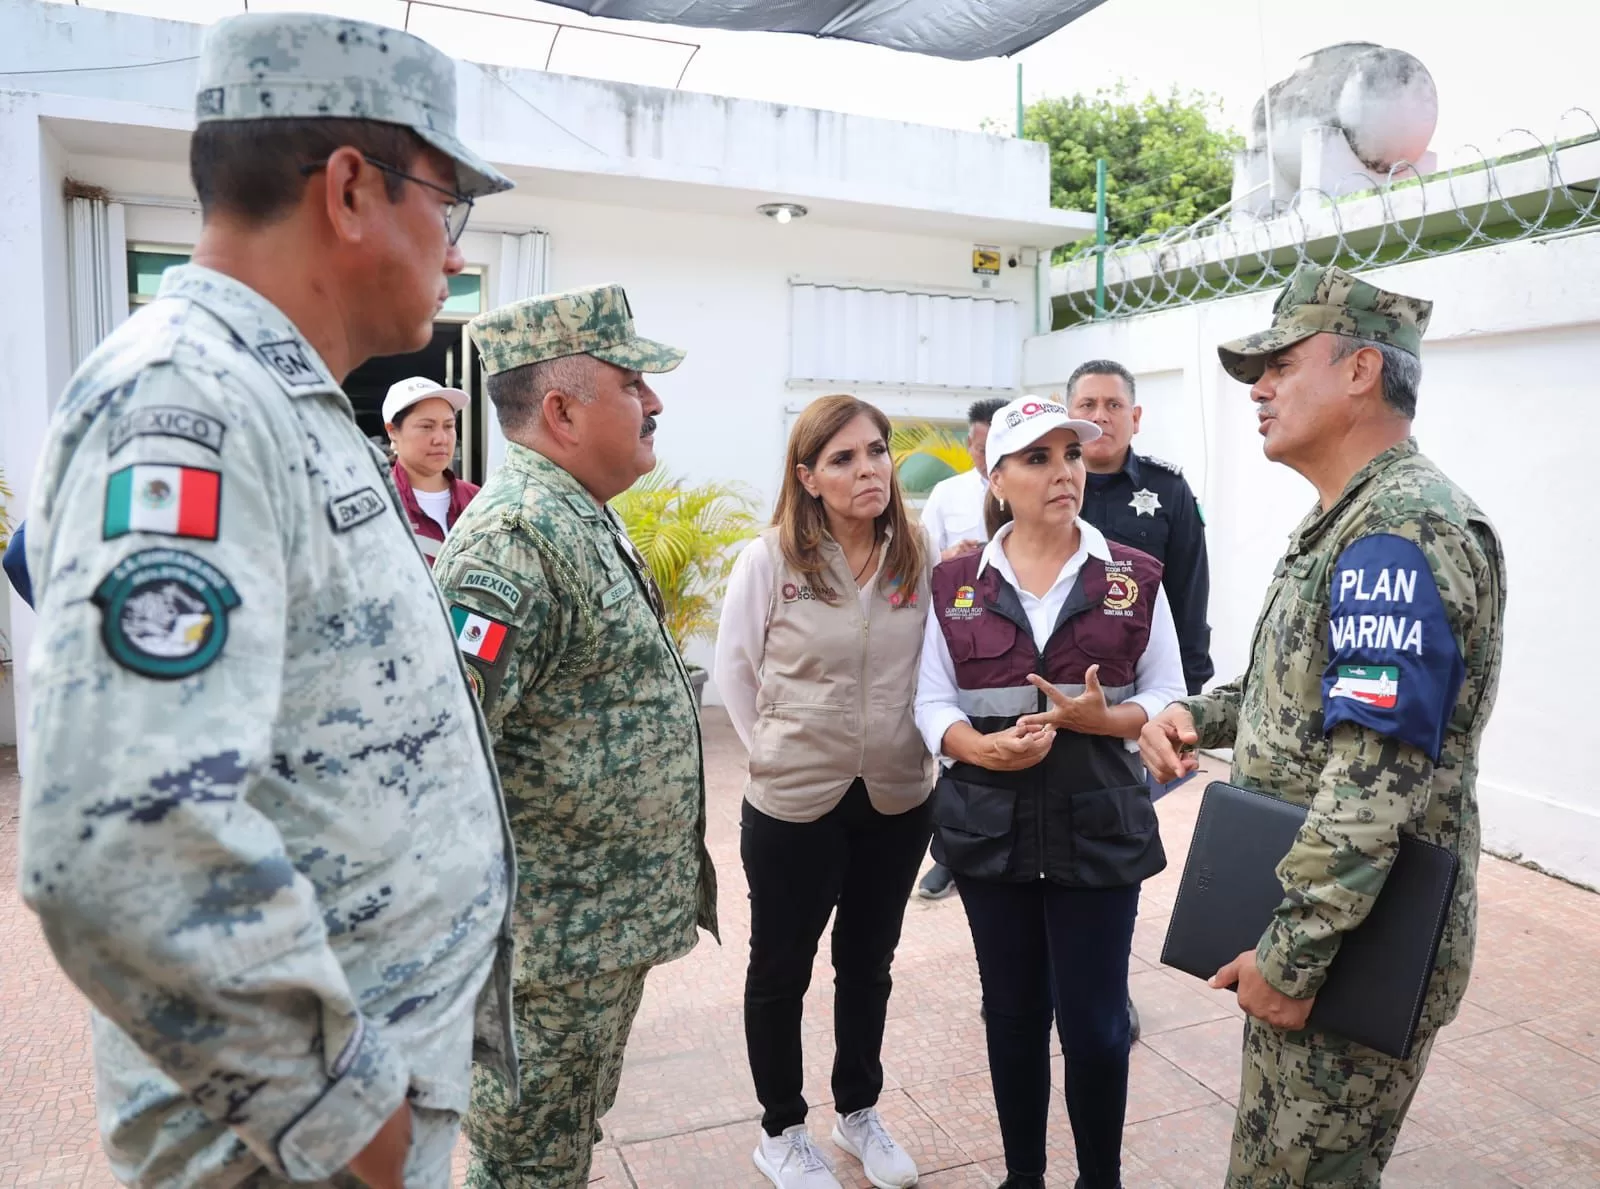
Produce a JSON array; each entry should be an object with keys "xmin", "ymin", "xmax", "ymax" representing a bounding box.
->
[
  {"xmin": 342, "ymin": 271, "xmax": 489, "ymax": 482},
  {"xmin": 344, "ymin": 324, "xmax": 489, "ymax": 483}
]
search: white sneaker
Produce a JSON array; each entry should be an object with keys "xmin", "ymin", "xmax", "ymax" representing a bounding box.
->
[
  {"xmin": 832, "ymin": 1107, "xmax": 920, "ymax": 1188},
  {"xmin": 754, "ymin": 1125, "xmax": 843, "ymax": 1189}
]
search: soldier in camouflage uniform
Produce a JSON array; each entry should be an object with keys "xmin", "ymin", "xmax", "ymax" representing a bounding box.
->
[
  {"xmin": 20, "ymin": 13, "xmax": 519, "ymax": 1189},
  {"xmin": 1141, "ymin": 265, "xmax": 1506, "ymax": 1187},
  {"xmin": 435, "ymin": 283, "xmax": 719, "ymax": 1188}
]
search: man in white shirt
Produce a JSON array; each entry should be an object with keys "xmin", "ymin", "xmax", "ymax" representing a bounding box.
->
[
  {"xmin": 919, "ymin": 397, "xmax": 1009, "ymax": 562},
  {"xmin": 915, "ymin": 397, "xmax": 1007, "ymax": 900}
]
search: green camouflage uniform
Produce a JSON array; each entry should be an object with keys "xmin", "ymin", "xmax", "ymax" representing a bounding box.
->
[
  {"xmin": 436, "ymin": 284, "xmax": 718, "ymax": 1189},
  {"xmin": 1191, "ymin": 266, "xmax": 1507, "ymax": 1187},
  {"xmin": 19, "ymin": 14, "xmax": 516, "ymax": 1188}
]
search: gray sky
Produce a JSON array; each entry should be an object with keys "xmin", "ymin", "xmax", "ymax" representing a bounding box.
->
[{"xmin": 56, "ymin": 0, "xmax": 1600, "ymax": 160}]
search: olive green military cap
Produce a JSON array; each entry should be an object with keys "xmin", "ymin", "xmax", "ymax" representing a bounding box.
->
[
  {"xmin": 194, "ymin": 12, "xmax": 512, "ymax": 199},
  {"xmin": 470, "ymin": 283, "xmax": 685, "ymax": 376},
  {"xmin": 1217, "ymin": 264, "xmax": 1433, "ymax": 384}
]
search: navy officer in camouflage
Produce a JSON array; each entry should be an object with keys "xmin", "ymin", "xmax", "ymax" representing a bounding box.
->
[
  {"xmin": 20, "ymin": 12, "xmax": 518, "ymax": 1189},
  {"xmin": 1141, "ymin": 264, "xmax": 1506, "ymax": 1186},
  {"xmin": 436, "ymin": 283, "xmax": 719, "ymax": 1188}
]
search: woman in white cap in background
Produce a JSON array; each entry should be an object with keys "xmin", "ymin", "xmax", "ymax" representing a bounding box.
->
[
  {"xmin": 715, "ymin": 394, "xmax": 933, "ymax": 1189},
  {"xmin": 913, "ymin": 395, "xmax": 1186, "ymax": 1189},
  {"xmin": 384, "ymin": 375, "xmax": 479, "ymax": 566}
]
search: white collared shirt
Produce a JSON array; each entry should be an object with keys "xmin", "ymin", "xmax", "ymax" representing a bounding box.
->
[
  {"xmin": 913, "ymin": 519, "xmax": 1187, "ymax": 763},
  {"xmin": 920, "ymin": 467, "xmax": 988, "ymax": 554}
]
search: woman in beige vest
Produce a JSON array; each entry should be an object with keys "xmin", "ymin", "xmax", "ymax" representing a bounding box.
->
[{"xmin": 715, "ymin": 395, "xmax": 935, "ymax": 1189}]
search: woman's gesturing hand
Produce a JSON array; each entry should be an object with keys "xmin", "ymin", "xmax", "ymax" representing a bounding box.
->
[
  {"xmin": 1018, "ymin": 666, "xmax": 1110, "ymax": 736},
  {"xmin": 979, "ymin": 723, "xmax": 1057, "ymax": 771}
]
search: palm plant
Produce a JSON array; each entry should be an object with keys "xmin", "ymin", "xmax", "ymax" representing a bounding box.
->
[
  {"xmin": 890, "ymin": 420, "xmax": 975, "ymax": 502},
  {"xmin": 611, "ymin": 468, "xmax": 761, "ymax": 659}
]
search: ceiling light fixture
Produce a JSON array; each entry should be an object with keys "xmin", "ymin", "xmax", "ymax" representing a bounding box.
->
[{"xmin": 758, "ymin": 202, "xmax": 808, "ymax": 225}]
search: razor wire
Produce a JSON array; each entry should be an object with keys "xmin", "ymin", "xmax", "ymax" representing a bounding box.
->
[{"xmin": 1057, "ymin": 109, "xmax": 1600, "ymax": 324}]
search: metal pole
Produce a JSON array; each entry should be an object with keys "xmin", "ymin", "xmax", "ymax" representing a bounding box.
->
[
  {"xmin": 1256, "ymin": 0, "xmax": 1277, "ymax": 208},
  {"xmin": 1015, "ymin": 62, "xmax": 1024, "ymax": 138},
  {"xmin": 1094, "ymin": 157, "xmax": 1108, "ymax": 319}
]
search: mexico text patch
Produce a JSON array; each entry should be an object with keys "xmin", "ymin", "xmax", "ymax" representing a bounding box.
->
[{"xmin": 108, "ymin": 405, "xmax": 226, "ymax": 457}]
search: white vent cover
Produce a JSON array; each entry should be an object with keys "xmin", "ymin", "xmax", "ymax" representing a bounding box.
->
[{"xmin": 790, "ymin": 283, "xmax": 1020, "ymax": 391}]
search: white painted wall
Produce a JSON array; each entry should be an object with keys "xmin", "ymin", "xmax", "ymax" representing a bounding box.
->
[
  {"xmin": 0, "ymin": 97, "xmax": 72, "ymax": 760},
  {"xmin": 1024, "ymin": 233, "xmax": 1600, "ymax": 889}
]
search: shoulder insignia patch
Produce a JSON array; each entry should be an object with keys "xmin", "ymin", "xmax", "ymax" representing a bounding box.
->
[
  {"xmin": 108, "ymin": 405, "xmax": 226, "ymax": 457},
  {"xmin": 451, "ymin": 605, "xmax": 511, "ymax": 664},
  {"xmin": 327, "ymin": 487, "xmax": 387, "ymax": 533},
  {"xmin": 460, "ymin": 568, "xmax": 524, "ymax": 613},
  {"xmin": 1322, "ymin": 532, "xmax": 1465, "ymax": 762},
  {"xmin": 93, "ymin": 548, "xmax": 240, "ymax": 679},
  {"xmin": 1143, "ymin": 454, "xmax": 1182, "ymax": 475},
  {"xmin": 563, "ymin": 493, "xmax": 600, "ymax": 520},
  {"xmin": 256, "ymin": 339, "xmax": 323, "ymax": 389},
  {"xmin": 104, "ymin": 464, "xmax": 221, "ymax": 542}
]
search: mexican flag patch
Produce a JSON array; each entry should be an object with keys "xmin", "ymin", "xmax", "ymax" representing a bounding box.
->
[
  {"xmin": 1329, "ymin": 665, "xmax": 1399, "ymax": 709},
  {"xmin": 104, "ymin": 465, "xmax": 222, "ymax": 541},
  {"xmin": 451, "ymin": 605, "xmax": 509, "ymax": 663}
]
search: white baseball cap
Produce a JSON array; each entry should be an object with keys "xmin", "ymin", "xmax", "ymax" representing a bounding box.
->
[
  {"xmin": 985, "ymin": 395, "xmax": 1102, "ymax": 473},
  {"xmin": 382, "ymin": 376, "xmax": 469, "ymax": 425}
]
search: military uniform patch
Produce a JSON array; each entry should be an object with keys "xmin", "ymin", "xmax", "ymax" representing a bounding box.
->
[
  {"xmin": 327, "ymin": 487, "xmax": 386, "ymax": 533},
  {"xmin": 108, "ymin": 405, "xmax": 227, "ymax": 457},
  {"xmin": 600, "ymin": 578, "xmax": 632, "ymax": 608},
  {"xmin": 461, "ymin": 568, "xmax": 524, "ymax": 613},
  {"xmin": 256, "ymin": 339, "xmax": 321, "ymax": 388},
  {"xmin": 103, "ymin": 464, "xmax": 222, "ymax": 541},
  {"xmin": 93, "ymin": 548, "xmax": 240, "ymax": 679},
  {"xmin": 452, "ymin": 605, "xmax": 510, "ymax": 663},
  {"xmin": 1322, "ymin": 532, "xmax": 1464, "ymax": 762},
  {"xmin": 564, "ymin": 493, "xmax": 600, "ymax": 520}
]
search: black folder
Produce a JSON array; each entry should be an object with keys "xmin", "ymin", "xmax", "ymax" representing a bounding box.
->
[{"xmin": 1160, "ymin": 781, "xmax": 1458, "ymax": 1059}]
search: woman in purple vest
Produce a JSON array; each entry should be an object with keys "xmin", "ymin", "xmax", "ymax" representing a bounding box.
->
[
  {"xmin": 913, "ymin": 395, "xmax": 1186, "ymax": 1189},
  {"xmin": 383, "ymin": 375, "xmax": 480, "ymax": 567},
  {"xmin": 715, "ymin": 395, "xmax": 935, "ymax": 1189}
]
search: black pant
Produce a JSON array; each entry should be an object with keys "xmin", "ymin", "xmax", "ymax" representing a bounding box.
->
[
  {"xmin": 742, "ymin": 780, "xmax": 933, "ymax": 1135},
  {"xmin": 955, "ymin": 875, "xmax": 1140, "ymax": 1188}
]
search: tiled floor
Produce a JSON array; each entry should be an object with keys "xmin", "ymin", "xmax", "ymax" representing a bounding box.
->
[{"xmin": 3, "ymin": 712, "xmax": 1599, "ymax": 1188}]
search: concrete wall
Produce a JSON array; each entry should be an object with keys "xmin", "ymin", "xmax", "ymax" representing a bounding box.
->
[
  {"xmin": 0, "ymin": 94, "xmax": 72, "ymax": 758},
  {"xmin": 1024, "ymin": 233, "xmax": 1600, "ymax": 889}
]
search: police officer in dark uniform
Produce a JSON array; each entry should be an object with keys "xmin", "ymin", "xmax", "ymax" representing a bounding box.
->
[
  {"xmin": 1067, "ymin": 359, "xmax": 1214, "ymax": 1045},
  {"xmin": 1067, "ymin": 360, "xmax": 1213, "ymax": 697}
]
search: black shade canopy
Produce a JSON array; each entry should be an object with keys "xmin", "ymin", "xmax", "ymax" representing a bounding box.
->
[{"xmin": 536, "ymin": 0, "xmax": 1109, "ymax": 60}]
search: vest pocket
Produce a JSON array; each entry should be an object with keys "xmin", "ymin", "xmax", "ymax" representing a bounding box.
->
[
  {"xmin": 930, "ymin": 775, "xmax": 1016, "ymax": 879},
  {"xmin": 1071, "ymin": 783, "xmax": 1165, "ymax": 885}
]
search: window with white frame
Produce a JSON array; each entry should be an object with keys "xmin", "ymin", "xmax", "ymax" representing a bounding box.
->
[{"xmin": 789, "ymin": 282, "xmax": 1020, "ymax": 391}]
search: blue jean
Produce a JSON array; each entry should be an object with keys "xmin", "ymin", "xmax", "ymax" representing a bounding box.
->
[{"xmin": 955, "ymin": 876, "xmax": 1140, "ymax": 1188}]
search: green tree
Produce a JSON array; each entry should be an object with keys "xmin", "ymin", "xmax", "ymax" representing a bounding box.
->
[{"xmin": 1016, "ymin": 86, "xmax": 1243, "ymax": 250}]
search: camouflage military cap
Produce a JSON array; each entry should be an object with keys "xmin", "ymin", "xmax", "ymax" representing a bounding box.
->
[
  {"xmin": 469, "ymin": 283, "xmax": 685, "ymax": 376},
  {"xmin": 1217, "ymin": 265, "xmax": 1433, "ymax": 383},
  {"xmin": 194, "ymin": 12, "xmax": 512, "ymax": 199}
]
